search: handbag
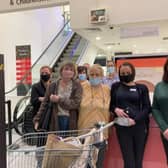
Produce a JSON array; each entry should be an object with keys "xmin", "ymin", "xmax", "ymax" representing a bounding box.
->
[
  {"xmin": 37, "ymin": 83, "xmax": 56, "ymax": 132},
  {"xmin": 38, "ymin": 102, "xmax": 53, "ymax": 131}
]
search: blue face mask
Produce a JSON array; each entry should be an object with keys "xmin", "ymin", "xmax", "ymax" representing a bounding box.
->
[
  {"xmin": 107, "ymin": 67, "xmax": 115, "ymax": 73},
  {"xmin": 89, "ymin": 77, "xmax": 102, "ymax": 86},
  {"xmin": 78, "ymin": 74, "xmax": 87, "ymax": 81}
]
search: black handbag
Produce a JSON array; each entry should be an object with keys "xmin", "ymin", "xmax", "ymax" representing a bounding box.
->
[
  {"xmin": 37, "ymin": 83, "xmax": 56, "ymax": 132},
  {"xmin": 37, "ymin": 102, "xmax": 53, "ymax": 131}
]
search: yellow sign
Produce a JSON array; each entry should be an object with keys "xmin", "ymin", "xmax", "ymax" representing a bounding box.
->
[{"xmin": 0, "ymin": 64, "xmax": 4, "ymax": 71}]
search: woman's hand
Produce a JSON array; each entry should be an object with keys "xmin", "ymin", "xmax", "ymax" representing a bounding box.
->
[
  {"xmin": 114, "ymin": 107, "xmax": 129, "ymax": 118},
  {"xmin": 38, "ymin": 97, "xmax": 45, "ymax": 102},
  {"xmin": 163, "ymin": 129, "xmax": 168, "ymax": 140},
  {"xmin": 128, "ymin": 118, "xmax": 136, "ymax": 126},
  {"xmin": 50, "ymin": 94, "xmax": 60, "ymax": 103},
  {"xmin": 34, "ymin": 122, "xmax": 39, "ymax": 131}
]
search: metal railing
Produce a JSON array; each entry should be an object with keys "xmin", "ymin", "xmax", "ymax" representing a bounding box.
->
[{"xmin": 5, "ymin": 20, "xmax": 73, "ymax": 96}]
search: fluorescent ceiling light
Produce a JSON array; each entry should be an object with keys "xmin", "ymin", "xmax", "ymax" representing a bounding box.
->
[{"xmin": 96, "ymin": 36, "xmax": 101, "ymax": 40}]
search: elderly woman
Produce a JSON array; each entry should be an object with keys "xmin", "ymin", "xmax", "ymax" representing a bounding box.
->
[
  {"xmin": 78, "ymin": 64, "xmax": 110, "ymax": 168},
  {"xmin": 34, "ymin": 62, "xmax": 82, "ymax": 131}
]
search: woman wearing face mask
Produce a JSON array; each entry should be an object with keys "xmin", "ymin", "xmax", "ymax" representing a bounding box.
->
[
  {"xmin": 102, "ymin": 60, "xmax": 119, "ymax": 88},
  {"xmin": 31, "ymin": 65, "xmax": 52, "ymax": 118},
  {"xmin": 30, "ymin": 65, "xmax": 52, "ymax": 168},
  {"xmin": 77, "ymin": 65, "xmax": 89, "ymax": 85},
  {"xmin": 109, "ymin": 62, "xmax": 151, "ymax": 168},
  {"xmin": 78, "ymin": 64, "xmax": 110, "ymax": 168}
]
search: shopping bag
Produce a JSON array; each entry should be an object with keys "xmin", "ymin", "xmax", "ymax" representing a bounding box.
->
[
  {"xmin": 71, "ymin": 134, "xmax": 98, "ymax": 168},
  {"xmin": 42, "ymin": 134, "xmax": 82, "ymax": 168}
]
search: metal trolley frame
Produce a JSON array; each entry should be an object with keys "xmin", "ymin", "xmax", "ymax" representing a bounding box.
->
[{"xmin": 8, "ymin": 121, "xmax": 115, "ymax": 168}]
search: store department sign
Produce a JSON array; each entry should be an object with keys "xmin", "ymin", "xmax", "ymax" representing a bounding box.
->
[
  {"xmin": 10, "ymin": 0, "xmax": 49, "ymax": 6},
  {"xmin": 0, "ymin": 0, "xmax": 69, "ymax": 13}
]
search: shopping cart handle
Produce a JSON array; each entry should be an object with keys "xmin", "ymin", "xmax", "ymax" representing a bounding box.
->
[
  {"xmin": 94, "ymin": 121, "xmax": 105, "ymax": 129},
  {"xmin": 77, "ymin": 120, "xmax": 116, "ymax": 140}
]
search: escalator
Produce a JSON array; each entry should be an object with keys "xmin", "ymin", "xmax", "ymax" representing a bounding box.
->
[{"xmin": 11, "ymin": 22, "xmax": 89, "ymax": 135}]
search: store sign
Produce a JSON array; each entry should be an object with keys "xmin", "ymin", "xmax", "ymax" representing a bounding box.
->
[
  {"xmin": 0, "ymin": 0, "xmax": 69, "ymax": 13},
  {"xmin": 16, "ymin": 45, "xmax": 32, "ymax": 96},
  {"xmin": 10, "ymin": 0, "xmax": 49, "ymax": 6}
]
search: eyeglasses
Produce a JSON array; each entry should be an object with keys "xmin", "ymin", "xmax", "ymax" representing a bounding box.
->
[{"xmin": 89, "ymin": 73, "xmax": 101, "ymax": 77}]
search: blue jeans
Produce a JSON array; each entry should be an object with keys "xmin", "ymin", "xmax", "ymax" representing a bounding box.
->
[{"xmin": 58, "ymin": 116, "xmax": 69, "ymax": 131}]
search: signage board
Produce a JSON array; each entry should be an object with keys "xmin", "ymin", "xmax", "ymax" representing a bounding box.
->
[
  {"xmin": 90, "ymin": 9, "xmax": 107, "ymax": 24},
  {"xmin": 0, "ymin": 0, "xmax": 69, "ymax": 13}
]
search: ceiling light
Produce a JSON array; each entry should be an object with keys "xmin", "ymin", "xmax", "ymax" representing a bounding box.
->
[
  {"xmin": 96, "ymin": 36, "xmax": 101, "ymax": 40},
  {"xmin": 107, "ymin": 46, "xmax": 112, "ymax": 49}
]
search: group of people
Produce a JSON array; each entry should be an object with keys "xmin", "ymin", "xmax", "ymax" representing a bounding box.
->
[{"xmin": 29, "ymin": 58, "xmax": 168, "ymax": 168}]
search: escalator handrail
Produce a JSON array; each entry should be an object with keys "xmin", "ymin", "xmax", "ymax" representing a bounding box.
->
[
  {"xmin": 76, "ymin": 39, "xmax": 89, "ymax": 64},
  {"xmin": 5, "ymin": 20, "xmax": 70, "ymax": 94}
]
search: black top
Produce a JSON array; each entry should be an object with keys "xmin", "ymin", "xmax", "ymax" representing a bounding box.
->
[
  {"xmin": 30, "ymin": 80, "xmax": 46, "ymax": 117},
  {"xmin": 110, "ymin": 82, "xmax": 151, "ymax": 123},
  {"xmin": 116, "ymin": 83, "xmax": 139, "ymax": 118}
]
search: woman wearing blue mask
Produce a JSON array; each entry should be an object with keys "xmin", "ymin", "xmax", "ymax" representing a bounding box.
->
[
  {"xmin": 77, "ymin": 66, "xmax": 89, "ymax": 86},
  {"xmin": 102, "ymin": 60, "xmax": 119, "ymax": 88},
  {"xmin": 78, "ymin": 64, "xmax": 110, "ymax": 168}
]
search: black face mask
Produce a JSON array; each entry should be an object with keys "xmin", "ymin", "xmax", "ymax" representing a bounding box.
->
[
  {"xmin": 119, "ymin": 74, "xmax": 134, "ymax": 83},
  {"xmin": 40, "ymin": 74, "xmax": 50, "ymax": 82}
]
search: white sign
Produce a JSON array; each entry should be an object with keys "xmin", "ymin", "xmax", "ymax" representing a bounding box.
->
[{"xmin": 0, "ymin": 0, "xmax": 69, "ymax": 13}]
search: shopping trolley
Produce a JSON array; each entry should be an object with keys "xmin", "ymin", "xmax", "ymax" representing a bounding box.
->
[{"xmin": 8, "ymin": 119, "xmax": 125, "ymax": 168}]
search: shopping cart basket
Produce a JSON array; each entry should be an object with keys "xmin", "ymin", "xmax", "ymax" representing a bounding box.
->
[
  {"xmin": 8, "ymin": 120, "xmax": 119, "ymax": 168},
  {"xmin": 8, "ymin": 129, "xmax": 100, "ymax": 168}
]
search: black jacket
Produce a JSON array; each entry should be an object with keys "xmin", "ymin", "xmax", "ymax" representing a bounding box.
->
[
  {"xmin": 30, "ymin": 80, "xmax": 46, "ymax": 117},
  {"xmin": 109, "ymin": 82, "xmax": 151, "ymax": 123}
]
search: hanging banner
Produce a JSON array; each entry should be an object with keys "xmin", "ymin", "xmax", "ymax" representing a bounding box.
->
[
  {"xmin": 0, "ymin": 0, "xmax": 69, "ymax": 13},
  {"xmin": 16, "ymin": 45, "xmax": 31, "ymax": 96}
]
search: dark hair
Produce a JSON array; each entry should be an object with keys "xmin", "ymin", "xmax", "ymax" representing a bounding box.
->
[
  {"xmin": 59, "ymin": 62, "xmax": 76, "ymax": 78},
  {"xmin": 162, "ymin": 58, "xmax": 168, "ymax": 82},
  {"xmin": 40, "ymin": 65, "xmax": 52, "ymax": 73},
  {"xmin": 119, "ymin": 62, "xmax": 136, "ymax": 80},
  {"xmin": 77, "ymin": 66, "xmax": 87, "ymax": 74}
]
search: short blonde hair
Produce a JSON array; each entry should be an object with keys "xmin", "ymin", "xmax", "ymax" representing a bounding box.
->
[{"xmin": 89, "ymin": 64, "xmax": 104, "ymax": 77}]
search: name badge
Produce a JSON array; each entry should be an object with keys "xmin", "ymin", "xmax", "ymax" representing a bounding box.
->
[{"xmin": 130, "ymin": 88, "xmax": 137, "ymax": 92}]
